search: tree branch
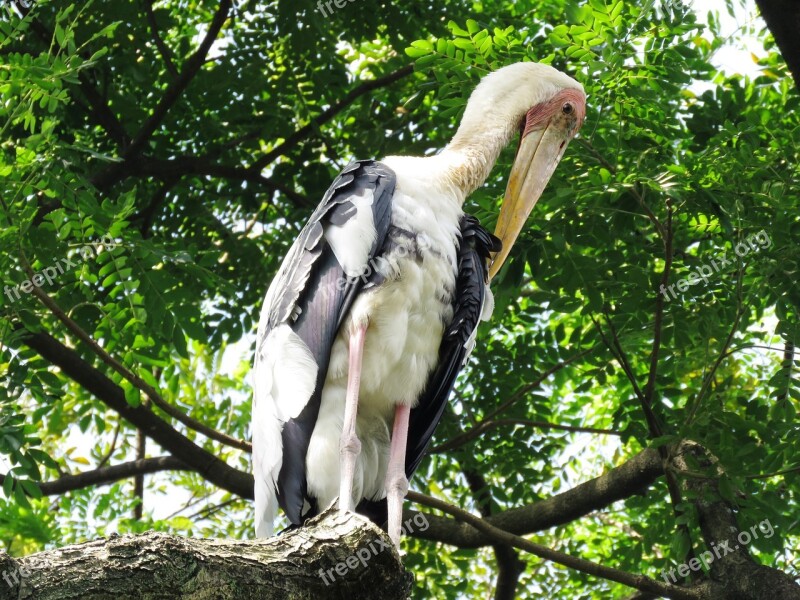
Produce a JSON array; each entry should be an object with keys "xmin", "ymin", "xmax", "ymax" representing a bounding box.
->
[
  {"xmin": 591, "ymin": 312, "xmax": 646, "ymax": 404},
  {"xmin": 406, "ymin": 448, "xmax": 663, "ymax": 548},
  {"xmin": 575, "ymin": 137, "xmax": 666, "ymax": 241},
  {"xmin": 249, "ymin": 63, "xmax": 414, "ymax": 173},
  {"xmin": 0, "ymin": 456, "xmax": 190, "ymax": 496},
  {"xmin": 406, "ymin": 490, "xmax": 700, "ymax": 600},
  {"xmin": 77, "ymin": 72, "xmax": 131, "ymax": 149},
  {"xmin": 142, "ymin": 0, "xmax": 179, "ymax": 78},
  {"xmin": 17, "ymin": 258, "xmax": 251, "ymax": 453},
  {"xmin": 431, "ymin": 418, "xmax": 619, "ymax": 454},
  {"xmin": 19, "ymin": 329, "xmax": 253, "ymax": 499},
  {"xmin": 686, "ymin": 305, "xmax": 744, "ymax": 424},
  {"xmin": 487, "ymin": 348, "xmax": 594, "ymax": 421},
  {"xmin": 92, "ymin": 0, "xmax": 233, "ymax": 190},
  {"xmin": 670, "ymin": 441, "xmax": 800, "ymax": 598},
  {"xmin": 133, "ymin": 406, "xmax": 148, "ymax": 520},
  {"xmin": 642, "ymin": 201, "xmax": 673, "ymax": 429},
  {"xmin": 0, "ymin": 510, "xmax": 411, "ymax": 600},
  {"xmin": 137, "ymin": 176, "xmax": 180, "ymax": 239},
  {"xmin": 775, "ymin": 339, "xmax": 795, "ymax": 405},
  {"xmin": 462, "ymin": 469, "xmax": 524, "ymax": 600},
  {"xmin": 134, "ymin": 155, "xmax": 313, "ymax": 207},
  {"xmin": 639, "ymin": 204, "xmax": 697, "ymax": 571}
]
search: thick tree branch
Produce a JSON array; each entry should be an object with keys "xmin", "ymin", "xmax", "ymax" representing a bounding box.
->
[
  {"xmin": 19, "ymin": 329, "xmax": 253, "ymax": 499},
  {"xmin": 406, "ymin": 448, "xmax": 663, "ymax": 548},
  {"xmin": 0, "ymin": 510, "xmax": 410, "ymax": 600},
  {"xmin": 670, "ymin": 441, "xmax": 800, "ymax": 599}
]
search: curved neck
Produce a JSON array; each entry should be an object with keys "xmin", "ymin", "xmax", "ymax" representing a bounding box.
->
[{"xmin": 436, "ymin": 116, "xmax": 516, "ymax": 201}]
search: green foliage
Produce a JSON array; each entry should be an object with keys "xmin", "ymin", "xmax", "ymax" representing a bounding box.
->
[{"xmin": 0, "ymin": 0, "xmax": 798, "ymax": 597}]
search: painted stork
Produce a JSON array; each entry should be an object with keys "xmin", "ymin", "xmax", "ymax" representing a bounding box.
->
[{"xmin": 253, "ymin": 61, "xmax": 585, "ymax": 547}]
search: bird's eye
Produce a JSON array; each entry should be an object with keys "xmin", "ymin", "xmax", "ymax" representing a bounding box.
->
[{"xmin": 562, "ymin": 102, "xmax": 574, "ymax": 115}]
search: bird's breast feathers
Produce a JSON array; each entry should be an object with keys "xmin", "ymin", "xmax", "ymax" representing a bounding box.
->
[{"xmin": 330, "ymin": 213, "xmax": 461, "ymax": 414}]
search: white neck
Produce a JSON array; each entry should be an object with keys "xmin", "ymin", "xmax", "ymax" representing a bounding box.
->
[
  {"xmin": 384, "ymin": 61, "xmax": 584, "ymax": 207},
  {"xmin": 437, "ymin": 117, "xmax": 515, "ymax": 201},
  {"xmin": 383, "ymin": 127, "xmax": 512, "ymax": 209},
  {"xmin": 383, "ymin": 107, "xmax": 518, "ymax": 207}
]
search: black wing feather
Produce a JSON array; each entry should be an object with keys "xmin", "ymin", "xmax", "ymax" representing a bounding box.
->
[
  {"xmin": 405, "ymin": 215, "xmax": 500, "ymax": 475},
  {"xmin": 259, "ymin": 160, "xmax": 395, "ymax": 525}
]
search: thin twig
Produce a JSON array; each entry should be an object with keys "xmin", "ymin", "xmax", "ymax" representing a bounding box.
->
[
  {"xmin": 142, "ymin": 0, "xmax": 178, "ymax": 77},
  {"xmin": 575, "ymin": 138, "xmax": 666, "ymax": 242},
  {"xmin": 249, "ymin": 64, "xmax": 414, "ymax": 172},
  {"xmin": 481, "ymin": 348, "xmax": 594, "ymax": 423},
  {"xmin": 685, "ymin": 283, "xmax": 745, "ymax": 425},
  {"xmin": 592, "ymin": 312, "xmax": 645, "ymax": 403},
  {"xmin": 775, "ymin": 340, "xmax": 795, "ymax": 405},
  {"xmin": 642, "ymin": 202, "xmax": 672, "ymax": 415},
  {"xmin": 431, "ymin": 418, "xmax": 619, "ymax": 454},
  {"xmin": 95, "ymin": 421, "xmax": 121, "ymax": 469}
]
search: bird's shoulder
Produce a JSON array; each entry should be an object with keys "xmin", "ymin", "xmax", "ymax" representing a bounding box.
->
[{"xmin": 260, "ymin": 160, "xmax": 396, "ymax": 332}]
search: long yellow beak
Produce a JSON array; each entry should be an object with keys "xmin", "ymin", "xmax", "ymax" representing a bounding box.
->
[{"xmin": 489, "ymin": 109, "xmax": 583, "ymax": 280}]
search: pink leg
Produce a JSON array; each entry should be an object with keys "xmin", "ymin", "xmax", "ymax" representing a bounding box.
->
[
  {"xmin": 385, "ymin": 404, "xmax": 411, "ymax": 548},
  {"xmin": 338, "ymin": 323, "xmax": 368, "ymax": 513}
]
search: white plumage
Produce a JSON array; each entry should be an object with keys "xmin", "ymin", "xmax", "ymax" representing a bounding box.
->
[
  {"xmin": 306, "ymin": 179, "xmax": 464, "ymax": 510},
  {"xmin": 253, "ymin": 61, "xmax": 585, "ymax": 544}
]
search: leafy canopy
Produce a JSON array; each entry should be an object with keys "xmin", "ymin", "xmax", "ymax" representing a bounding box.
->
[{"xmin": 0, "ymin": 0, "xmax": 797, "ymax": 597}]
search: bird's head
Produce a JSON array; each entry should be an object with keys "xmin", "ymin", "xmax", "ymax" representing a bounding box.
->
[{"xmin": 460, "ymin": 62, "xmax": 585, "ymax": 279}]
